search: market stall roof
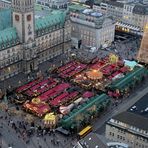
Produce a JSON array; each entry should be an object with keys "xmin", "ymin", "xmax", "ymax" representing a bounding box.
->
[
  {"xmin": 44, "ymin": 112, "xmax": 56, "ymax": 121},
  {"xmin": 83, "ymin": 91, "xmax": 94, "ymax": 98},
  {"xmin": 54, "ymin": 83, "xmax": 70, "ymax": 92},
  {"xmin": 50, "ymin": 92, "xmax": 69, "ymax": 106},
  {"xmin": 124, "ymin": 60, "xmax": 137, "ymax": 69},
  {"xmin": 110, "ymin": 67, "xmax": 146, "ymax": 90},
  {"xmin": 61, "ymin": 94, "xmax": 109, "ymax": 125},
  {"xmin": 23, "ymin": 102, "xmax": 50, "ymax": 117},
  {"xmin": 86, "ymin": 70, "xmax": 103, "ymax": 80}
]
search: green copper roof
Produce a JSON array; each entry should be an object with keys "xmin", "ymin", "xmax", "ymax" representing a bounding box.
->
[
  {"xmin": 0, "ymin": 27, "xmax": 19, "ymax": 50},
  {"xmin": 68, "ymin": 3, "xmax": 88, "ymax": 12},
  {"xmin": 35, "ymin": 4, "xmax": 43, "ymax": 11},
  {"xmin": 0, "ymin": 9, "xmax": 11, "ymax": 31},
  {"xmin": 35, "ymin": 11, "xmax": 66, "ymax": 33},
  {"xmin": 60, "ymin": 93, "xmax": 109, "ymax": 129},
  {"xmin": 109, "ymin": 66, "xmax": 146, "ymax": 90}
]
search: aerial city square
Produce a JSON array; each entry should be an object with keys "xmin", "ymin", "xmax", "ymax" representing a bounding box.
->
[{"xmin": 0, "ymin": 0, "xmax": 148, "ymax": 147}]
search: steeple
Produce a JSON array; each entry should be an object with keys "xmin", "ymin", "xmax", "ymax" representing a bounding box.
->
[{"xmin": 137, "ymin": 23, "xmax": 148, "ymax": 64}]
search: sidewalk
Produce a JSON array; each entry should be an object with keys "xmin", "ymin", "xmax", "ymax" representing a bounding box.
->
[
  {"xmin": 0, "ymin": 53, "xmax": 69, "ymax": 92},
  {"xmin": 0, "ymin": 73, "xmax": 27, "ymax": 91}
]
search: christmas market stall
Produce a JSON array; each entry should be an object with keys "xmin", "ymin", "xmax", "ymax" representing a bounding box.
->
[
  {"xmin": 59, "ymin": 93, "xmax": 110, "ymax": 131},
  {"xmin": 107, "ymin": 66, "xmax": 147, "ymax": 98}
]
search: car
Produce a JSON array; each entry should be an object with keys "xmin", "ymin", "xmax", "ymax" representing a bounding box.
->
[{"xmin": 130, "ymin": 105, "xmax": 137, "ymax": 111}]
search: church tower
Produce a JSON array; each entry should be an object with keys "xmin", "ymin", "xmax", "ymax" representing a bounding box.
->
[
  {"xmin": 12, "ymin": 0, "xmax": 35, "ymax": 43},
  {"xmin": 137, "ymin": 24, "xmax": 148, "ymax": 64}
]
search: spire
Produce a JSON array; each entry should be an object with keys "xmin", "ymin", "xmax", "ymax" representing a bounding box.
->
[{"xmin": 137, "ymin": 23, "xmax": 148, "ymax": 64}]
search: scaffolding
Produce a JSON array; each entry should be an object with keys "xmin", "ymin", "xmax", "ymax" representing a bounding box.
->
[{"xmin": 137, "ymin": 23, "xmax": 148, "ymax": 64}]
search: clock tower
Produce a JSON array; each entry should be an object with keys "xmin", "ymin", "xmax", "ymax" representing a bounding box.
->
[
  {"xmin": 12, "ymin": 0, "xmax": 35, "ymax": 43},
  {"xmin": 12, "ymin": 0, "xmax": 38, "ymax": 73}
]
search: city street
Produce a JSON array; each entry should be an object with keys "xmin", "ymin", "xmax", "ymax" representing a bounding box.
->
[{"xmin": 93, "ymin": 79, "xmax": 148, "ymax": 135}]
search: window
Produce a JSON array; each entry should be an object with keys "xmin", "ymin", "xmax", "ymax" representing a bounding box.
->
[
  {"xmin": 15, "ymin": 15, "xmax": 19, "ymax": 21},
  {"xmin": 12, "ymin": 48, "xmax": 15, "ymax": 52},
  {"xmin": 27, "ymin": 14, "xmax": 31, "ymax": 21},
  {"xmin": 7, "ymin": 50, "xmax": 10, "ymax": 54}
]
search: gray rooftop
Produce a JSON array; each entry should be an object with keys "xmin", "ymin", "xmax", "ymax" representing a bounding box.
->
[
  {"xmin": 105, "ymin": 0, "xmax": 124, "ymax": 8},
  {"xmin": 112, "ymin": 111, "xmax": 148, "ymax": 131},
  {"xmin": 79, "ymin": 132, "xmax": 108, "ymax": 148},
  {"xmin": 111, "ymin": 93, "xmax": 148, "ymax": 131},
  {"xmin": 133, "ymin": 4, "xmax": 148, "ymax": 15}
]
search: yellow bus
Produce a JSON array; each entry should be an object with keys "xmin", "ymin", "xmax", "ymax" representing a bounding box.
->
[{"xmin": 78, "ymin": 125, "xmax": 93, "ymax": 139}]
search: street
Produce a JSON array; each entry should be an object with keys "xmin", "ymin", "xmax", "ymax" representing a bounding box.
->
[{"xmin": 93, "ymin": 79, "xmax": 148, "ymax": 135}]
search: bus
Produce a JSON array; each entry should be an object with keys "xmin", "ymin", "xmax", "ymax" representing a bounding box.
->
[{"xmin": 78, "ymin": 125, "xmax": 93, "ymax": 139}]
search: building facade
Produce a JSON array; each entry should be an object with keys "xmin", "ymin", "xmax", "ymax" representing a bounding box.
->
[
  {"xmin": 93, "ymin": 0, "xmax": 148, "ymax": 31},
  {"xmin": 0, "ymin": 0, "xmax": 11, "ymax": 9},
  {"xmin": 0, "ymin": 0, "xmax": 71, "ymax": 81},
  {"xmin": 93, "ymin": 1, "xmax": 124, "ymax": 21},
  {"xmin": 142, "ymin": 0, "xmax": 148, "ymax": 4},
  {"xmin": 36, "ymin": 0, "xmax": 68, "ymax": 9},
  {"xmin": 69, "ymin": 4, "xmax": 115, "ymax": 49},
  {"xmin": 106, "ymin": 111, "xmax": 148, "ymax": 148},
  {"xmin": 122, "ymin": 3, "xmax": 148, "ymax": 31}
]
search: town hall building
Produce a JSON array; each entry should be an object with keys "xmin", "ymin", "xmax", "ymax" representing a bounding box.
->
[{"xmin": 0, "ymin": 0, "xmax": 71, "ymax": 80}]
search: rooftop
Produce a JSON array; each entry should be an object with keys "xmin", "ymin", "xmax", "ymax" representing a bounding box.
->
[
  {"xmin": 104, "ymin": 0, "xmax": 124, "ymax": 8},
  {"xmin": 111, "ymin": 93, "xmax": 148, "ymax": 131},
  {"xmin": 79, "ymin": 132, "xmax": 108, "ymax": 148},
  {"xmin": 0, "ymin": 4, "xmax": 67, "ymax": 45},
  {"xmin": 133, "ymin": 4, "xmax": 148, "ymax": 15},
  {"xmin": 1, "ymin": 0, "xmax": 11, "ymax": 3},
  {"xmin": 0, "ymin": 9, "xmax": 11, "ymax": 31},
  {"xmin": 0, "ymin": 27, "xmax": 20, "ymax": 50},
  {"xmin": 69, "ymin": 3, "xmax": 104, "ymax": 19},
  {"xmin": 68, "ymin": 3, "xmax": 89, "ymax": 12},
  {"xmin": 35, "ymin": 10, "xmax": 66, "ymax": 32}
]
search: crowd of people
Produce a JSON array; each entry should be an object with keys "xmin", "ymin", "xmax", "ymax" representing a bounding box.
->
[{"xmin": 0, "ymin": 108, "xmax": 76, "ymax": 147}]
